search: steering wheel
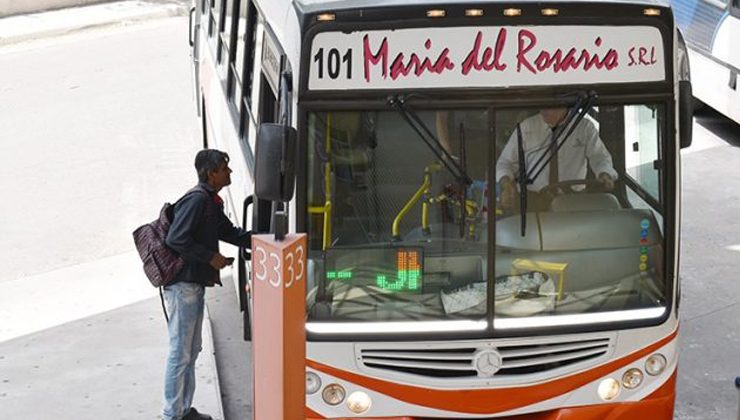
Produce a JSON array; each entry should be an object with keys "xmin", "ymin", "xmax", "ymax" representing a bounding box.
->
[{"xmin": 540, "ymin": 179, "xmax": 610, "ymax": 197}]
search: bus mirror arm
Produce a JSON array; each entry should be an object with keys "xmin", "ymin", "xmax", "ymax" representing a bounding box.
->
[{"xmin": 279, "ymin": 71, "xmax": 292, "ymax": 126}]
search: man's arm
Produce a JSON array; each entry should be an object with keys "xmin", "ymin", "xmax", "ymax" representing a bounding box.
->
[
  {"xmin": 495, "ymin": 131, "xmax": 519, "ymax": 183},
  {"xmin": 496, "ymin": 131, "xmax": 520, "ymax": 208},
  {"xmin": 436, "ymin": 111, "xmax": 454, "ymax": 156},
  {"xmin": 166, "ymin": 194, "xmax": 214, "ymax": 263},
  {"xmin": 218, "ymin": 212, "xmax": 252, "ymax": 248},
  {"xmin": 583, "ymin": 122, "xmax": 618, "ymax": 182}
]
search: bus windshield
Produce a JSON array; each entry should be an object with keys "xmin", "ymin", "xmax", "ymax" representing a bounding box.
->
[{"xmin": 305, "ymin": 103, "xmax": 668, "ymax": 330}]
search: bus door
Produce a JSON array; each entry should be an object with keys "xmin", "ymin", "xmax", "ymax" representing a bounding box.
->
[{"xmin": 241, "ymin": 23, "xmax": 290, "ymax": 339}]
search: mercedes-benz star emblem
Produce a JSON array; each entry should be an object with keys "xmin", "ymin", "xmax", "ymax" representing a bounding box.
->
[{"xmin": 473, "ymin": 349, "xmax": 502, "ymax": 377}]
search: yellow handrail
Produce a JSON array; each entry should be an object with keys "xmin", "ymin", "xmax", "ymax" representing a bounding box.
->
[
  {"xmin": 392, "ymin": 163, "xmax": 441, "ymax": 240},
  {"xmin": 308, "ymin": 113, "xmax": 333, "ymax": 250}
]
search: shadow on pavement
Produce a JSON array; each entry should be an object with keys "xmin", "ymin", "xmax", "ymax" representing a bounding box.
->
[
  {"xmin": 0, "ymin": 296, "xmax": 221, "ymax": 420},
  {"xmin": 694, "ymin": 105, "xmax": 740, "ymax": 147}
]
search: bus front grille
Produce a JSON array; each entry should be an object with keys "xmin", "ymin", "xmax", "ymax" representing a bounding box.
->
[{"xmin": 358, "ymin": 336, "xmax": 612, "ymax": 379}]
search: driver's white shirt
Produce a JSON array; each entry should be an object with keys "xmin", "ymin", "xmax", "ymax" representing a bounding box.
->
[{"xmin": 495, "ymin": 113, "xmax": 618, "ymax": 192}]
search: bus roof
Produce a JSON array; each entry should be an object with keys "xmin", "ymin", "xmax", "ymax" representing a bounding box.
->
[{"xmin": 294, "ymin": 0, "xmax": 671, "ymax": 14}]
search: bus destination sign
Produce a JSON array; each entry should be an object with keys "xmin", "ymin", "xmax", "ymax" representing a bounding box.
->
[{"xmin": 308, "ymin": 26, "xmax": 665, "ymax": 90}]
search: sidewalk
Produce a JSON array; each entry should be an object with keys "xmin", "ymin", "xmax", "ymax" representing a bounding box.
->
[
  {"xmin": 0, "ymin": 252, "xmax": 224, "ymax": 420},
  {"xmin": 0, "ymin": 0, "xmax": 188, "ymax": 46}
]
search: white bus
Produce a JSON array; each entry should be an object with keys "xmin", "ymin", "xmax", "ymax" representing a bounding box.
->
[
  {"xmin": 671, "ymin": 0, "xmax": 740, "ymax": 123},
  {"xmin": 189, "ymin": 0, "xmax": 693, "ymax": 417}
]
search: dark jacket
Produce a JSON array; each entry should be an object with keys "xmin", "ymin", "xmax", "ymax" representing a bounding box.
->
[{"xmin": 166, "ymin": 182, "xmax": 251, "ymax": 287}]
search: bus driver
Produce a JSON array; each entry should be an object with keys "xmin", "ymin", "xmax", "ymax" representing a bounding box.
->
[{"xmin": 496, "ymin": 107, "xmax": 617, "ymax": 211}]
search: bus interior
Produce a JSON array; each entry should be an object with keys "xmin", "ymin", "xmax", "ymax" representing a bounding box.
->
[{"xmin": 305, "ymin": 100, "xmax": 668, "ymax": 326}]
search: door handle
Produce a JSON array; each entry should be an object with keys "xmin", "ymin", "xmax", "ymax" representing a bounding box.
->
[
  {"xmin": 241, "ymin": 195, "xmax": 254, "ymax": 261},
  {"xmin": 238, "ymin": 195, "xmax": 255, "ymax": 315},
  {"xmin": 188, "ymin": 6, "xmax": 196, "ymax": 47}
]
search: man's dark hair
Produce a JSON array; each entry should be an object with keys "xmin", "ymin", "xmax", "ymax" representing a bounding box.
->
[{"xmin": 195, "ymin": 149, "xmax": 229, "ymax": 183}]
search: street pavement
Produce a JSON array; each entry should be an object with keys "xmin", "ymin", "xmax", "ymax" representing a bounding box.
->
[
  {"xmin": 0, "ymin": 3, "xmax": 225, "ymax": 420},
  {"xmin": 675, "ymin": 108, "xmax": 740, "ymax": 420},
  {"xmin": 0, "ymin": 0, "xmax": 188, "ymax": 46}
]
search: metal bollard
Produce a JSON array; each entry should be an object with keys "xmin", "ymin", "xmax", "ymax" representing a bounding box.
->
[{"xmin": 736, "ymin": 377, "xmax": 740, "ymax": 420}]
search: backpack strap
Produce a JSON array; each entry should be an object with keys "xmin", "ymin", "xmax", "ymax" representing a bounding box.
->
[
  {"xmin": 173, "ymin": 185, "xmax": 211, "ymax": 208},
  {"xmin": 160, "ymin": 287, "xmax": 169, "ymax": 323},
  {"xmin": 166, "ymin": 185, "xmax": 211, "ymax": 224}
]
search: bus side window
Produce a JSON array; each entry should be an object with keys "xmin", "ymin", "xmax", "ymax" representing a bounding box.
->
[
  {"xmin": 239, "ymin": 10, "xmax": 262, "ymax": 151},
  {"xmin": 235, "ymin": 1, "xmax": 256, "ymax": 116},
  {"xmin": 623, "ymin": 105, "xmax": 661, "ymax": 201},
  {"xmin": 213, "ymin": 0, "xmax": 225, "ymax": 58},
  {"xmin": 621, "ymin": 104, "xmax": 665, "ymax": 230},
  {"xmin": 259, "ymin": 74, "xmax": 277, "ymax": 124},
  {"xmin": 224, "ymin": 0, "xmax": 241, "ymax": 102},
  {"xmin": 206, "ymin": 0, "xmax": 217, "ymax": 38}
]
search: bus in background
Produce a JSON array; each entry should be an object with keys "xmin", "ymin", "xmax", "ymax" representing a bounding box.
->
[
  {"xmin": 671, "ymin": 0, "xmax": 740, "ymax": 123},
  {"xmin": 189, "ymin": 0, "xmax": 693, "ymax": 418}
]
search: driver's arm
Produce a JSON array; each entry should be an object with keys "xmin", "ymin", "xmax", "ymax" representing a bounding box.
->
[
  {"xmin": 435, "ymin": 111, "xmax": 454, "ymax": 157},
  {"xmin": 583, "ymin": 120, "xmax": 618, "ymax": 188},
  {"xmin": 496, "ymin": 132, "xmax": 519, "ymax": 208}
]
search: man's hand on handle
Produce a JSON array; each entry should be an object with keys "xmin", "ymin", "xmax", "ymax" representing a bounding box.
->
[{"xmin": 499, "ymin": 176, "xmax": 517, "ymax": 209}]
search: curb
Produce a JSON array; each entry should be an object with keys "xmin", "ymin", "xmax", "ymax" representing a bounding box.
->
[
  {"xmin": 0, "ymin": 0, "xmax": 188, "ymax": 47},
  {"xmin": 203, "ymin": 305, "xmax": 226, "ymax": 420}
]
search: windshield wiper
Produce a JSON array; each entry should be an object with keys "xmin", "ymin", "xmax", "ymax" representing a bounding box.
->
[
  {"xmin": 459, "ymin": 122, "xmax": 468, "ymax": 238},
  {"xmin": 526, "ymin": 91, "xmax": 597, "ymax": 183},
  {"xmin": 387, "ymin": 95, "xmax": 473, "ymax": 186},
  {"xmin": 514, "ymin": 91, "xmax": 597, "ymax": 236},
  {"xmin": 516, "ymin": 123, "xmax": 527, "ymax": 236}
]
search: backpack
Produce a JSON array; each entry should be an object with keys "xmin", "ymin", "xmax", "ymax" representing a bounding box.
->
[
  {"xmin": 132, "ymin": 187, "xmax": 207, "ymax": 321},
  {"xmin": 134, "ymin": 186, "xmax": 208, "ymax": 287},
  {"xmin": 132, "ymin": 202, "xmax": 184, "ymax": 288}
]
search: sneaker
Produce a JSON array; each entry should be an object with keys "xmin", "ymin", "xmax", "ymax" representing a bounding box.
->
[{"xmin": 183, "ymin": 407, "xmax": 213, "ymax": 420}]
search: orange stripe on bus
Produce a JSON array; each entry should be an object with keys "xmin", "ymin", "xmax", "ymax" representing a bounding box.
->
[
  {"xmin": 306, "ymin": 372, "xmax": 677, "ymax": 420},
  {"xmin": 307, "ymin": 329, "xmax": 677, "ymax": 414}
]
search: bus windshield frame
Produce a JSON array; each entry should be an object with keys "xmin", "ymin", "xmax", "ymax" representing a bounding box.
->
[{"xmin": 299, "ymin": 93, "xmax": 677, "ymax": 341}]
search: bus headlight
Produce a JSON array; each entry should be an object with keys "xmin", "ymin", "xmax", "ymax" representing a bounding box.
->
[
  {"xmin": 306, "ymin": 372, "xmax": 321, "ymax": 395},
  {"xmin": 322, "ymin": 383, "xmax": 346, "ymax": 406},
  {"xmin": 645, "ymin": 354, "xmax": 667, "ymax": 376},
  {"xmin": 622, "ymin": 368, "xmax": 644, "ymax": 389},
  {"xmin": 597, "ymin": 378, "xmax": 621, "ymax": 400},
  {"xmin": 346, "ymin": 391, "xmax": 372, "ymax": 414}
]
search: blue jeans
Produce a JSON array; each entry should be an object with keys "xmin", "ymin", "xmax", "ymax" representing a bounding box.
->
[{"xmin": 162, "ymin": 282, "xmax": 205, "ymax": 420}]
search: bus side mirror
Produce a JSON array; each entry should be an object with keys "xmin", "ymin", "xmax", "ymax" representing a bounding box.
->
[
  {"xmin": 255, "ymin": 123, "xmax": 297, "ymax": 202},
  {"xmin": 679, "ymin": 80, "xmax": 693, "ymax": 149}
]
